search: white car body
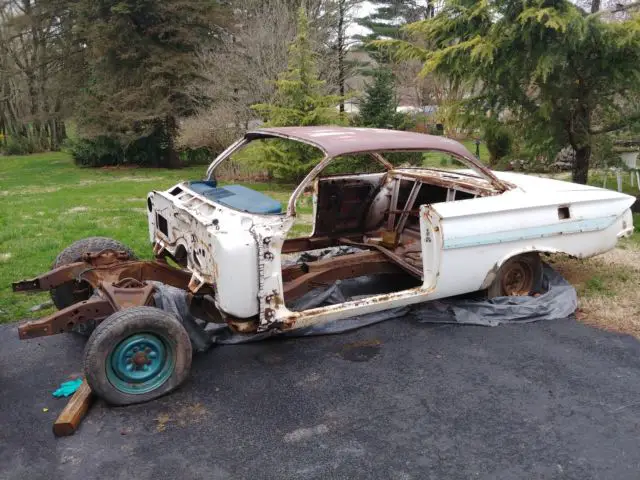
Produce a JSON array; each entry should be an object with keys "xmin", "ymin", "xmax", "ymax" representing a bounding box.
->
[{"xmin": 147, "ymin": 127, "xmax": 635, "ymax": 333}]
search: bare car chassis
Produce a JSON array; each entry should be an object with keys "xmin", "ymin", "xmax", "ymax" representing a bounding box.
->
[{"xmin": 14, "ymin": 246, "xmax": 400, "ymax": 341}]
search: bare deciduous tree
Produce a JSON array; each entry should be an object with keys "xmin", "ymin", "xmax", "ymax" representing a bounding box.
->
[
  {"xmin": 0, "ymin": 0, "xmax": 76, "ymax": 151},
  {"xmin": 183, "ymin": 0, "xmax": 347, "ymax": 152}
]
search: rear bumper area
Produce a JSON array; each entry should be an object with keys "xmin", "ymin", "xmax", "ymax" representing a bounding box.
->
[{"xmin": 617, "ymin": 209, "xmax": 635, "ymax": 238}]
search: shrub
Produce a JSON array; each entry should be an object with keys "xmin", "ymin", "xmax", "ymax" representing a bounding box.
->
[
  {"xmin": 67, "ymin": 124, "xmax": 184, "ymax": 168},
  {"xmin": 2, "ymin": 135, "xmax": 37, "ymax": 155},
  {"xmin": 65, "ymin": 136, "xmax": 124, "ymax": 167},
  {"xmin": 177, "ymin": 108, "xmax": 243, "ymax": 157},
  {"xmin": 484, "ymin": 123, "xmax": 513, "ymax": 164},
  {"xmin": 179, "ymin": 147, "xmax": 213, "ymax": 166}
]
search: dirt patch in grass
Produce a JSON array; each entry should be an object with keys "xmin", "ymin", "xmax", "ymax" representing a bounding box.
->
[
  {"xmin": 549, "ymin": 241, "xmax": 640, "ymax": 338},
  {"xmin": 66, "ymin": 206, "xmax": 90, "ymax": 214}
]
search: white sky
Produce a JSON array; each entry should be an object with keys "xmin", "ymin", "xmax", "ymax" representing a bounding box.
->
[
  {"xmin": 345, "ymin": 0, "xmax": 589, "ymax": 37},
  {"xmin": 346, "ymin": 1, "xmax": 376, "ymax": 37}
]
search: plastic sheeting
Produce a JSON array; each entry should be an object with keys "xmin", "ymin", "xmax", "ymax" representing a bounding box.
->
[{"xmin": 151, "ymin": 250, "xmax": 578, "ymax": 350}]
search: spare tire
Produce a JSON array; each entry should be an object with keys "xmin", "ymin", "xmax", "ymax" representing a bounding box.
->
[{"xmin": 50, "ymin": 236, "xmax": 137, "ymax": 311}]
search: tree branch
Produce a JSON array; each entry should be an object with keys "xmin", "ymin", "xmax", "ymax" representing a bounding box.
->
[
  {"xmin": 591, "ymin": 1, "xmax": 640, "ymax": 16},
  {"xmin": 589, "ymin": 111, "xmax": 640, "ymax": 134}
]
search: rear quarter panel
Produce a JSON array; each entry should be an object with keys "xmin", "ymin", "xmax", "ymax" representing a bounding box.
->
[{"xmin": 428, "ymin": 187, "xmax": 635, "ymax": 297}]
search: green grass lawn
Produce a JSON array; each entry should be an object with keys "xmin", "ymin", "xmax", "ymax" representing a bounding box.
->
[
  {"xmin": 422, "ymin": 139, "xmax": 489, "ymax": 168},
  {"xmin": 0, "ymin": 152, "xmax": 298, "ymax": 322},
  {"xmin": 0, "ymin": 151, "xmax": 638, "ymax": 324}
]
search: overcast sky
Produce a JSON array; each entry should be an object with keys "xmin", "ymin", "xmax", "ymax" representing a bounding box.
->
[
  {"xmin": 346, "ymin": 1, "xmax": 376, "ymax": 37},
  {"xmin": 345, "ymin": 0, "xmax": 595, "ymax": 37}
]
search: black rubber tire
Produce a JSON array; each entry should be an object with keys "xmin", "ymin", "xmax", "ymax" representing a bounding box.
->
[
  {"xmin": 83, "ymin": 306, "xmax": 192, "ymax": 406},
  {"xmin": 487, "ymin": 253, "xmax": 543, "ymax": 298},
  {"xmin": 50, "ymin": 237, "xmax": 137, "ymax": 311}
]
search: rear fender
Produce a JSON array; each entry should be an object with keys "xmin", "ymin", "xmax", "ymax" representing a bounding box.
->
[{"xmin": 479, "ymin": 246, "xmax": 562, "ymax": 290}]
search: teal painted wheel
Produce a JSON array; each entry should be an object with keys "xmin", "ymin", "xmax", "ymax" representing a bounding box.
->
[
  {"xmin": 84, "ymin": 307, "xmax": 192, "ymax": 405},
  {"xmin": 106, "ymin": 333, "xmax": 175, "ymax": 394}
]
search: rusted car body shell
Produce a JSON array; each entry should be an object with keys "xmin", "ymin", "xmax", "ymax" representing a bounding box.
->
[{"xmin": 146, "ymin": 127, "xmax": 635, "ymax": 333}]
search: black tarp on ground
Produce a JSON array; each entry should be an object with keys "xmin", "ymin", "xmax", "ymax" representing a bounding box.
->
[{"xmin": 153, "ymin": 262, "xmax": 577, "ymax": 347}]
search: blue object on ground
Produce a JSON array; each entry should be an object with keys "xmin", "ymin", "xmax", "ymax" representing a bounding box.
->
[
  {"xmin": 187, "ymin": 182, "xmax": 282, "ymax": 214},
  {"xmin": 53, "ymin": 378, "xmax": 83, "ymax": 398}
]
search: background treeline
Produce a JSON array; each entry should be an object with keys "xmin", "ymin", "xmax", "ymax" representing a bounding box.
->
[{"xmin": 2, "ymin": 0, "xmax": 640, "ymax": 184}]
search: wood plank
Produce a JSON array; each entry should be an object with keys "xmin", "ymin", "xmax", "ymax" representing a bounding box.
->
[{"xmin": 53, "ymin": 380, "xmax": 94, "ymax": 437}]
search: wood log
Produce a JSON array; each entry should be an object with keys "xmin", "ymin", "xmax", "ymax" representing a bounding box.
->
[{"xmin": 53, "ymin": 380, "xmax": 94, "ymax": 437}]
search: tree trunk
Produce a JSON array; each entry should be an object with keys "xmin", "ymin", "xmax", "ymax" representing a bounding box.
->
[
  {"xmin": 591, "ymin": 0, "xmax": 601, "ymax": 13},
  {"xmin": 338, "ymin": 0, "xmax": 345, "ymax": 113},
  {"xmin": 164, "ymin": 116, "xmax": 182, "ymax": 169},
  {"xmin": 50, "ymin": 120, "xmax": 58, "ymax": 150},
  {"xmin": 572, "ymin": 145, "xmax": 591, "ymax": 185}
]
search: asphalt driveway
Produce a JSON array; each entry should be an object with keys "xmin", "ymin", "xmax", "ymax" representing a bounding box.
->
[{"xmin": 2, "ymin": 316, "xmax": 640, "ymax": 480}]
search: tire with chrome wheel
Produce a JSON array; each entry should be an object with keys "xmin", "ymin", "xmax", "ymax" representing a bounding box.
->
[
  {"xmin": 487, "ymin": 253, "xmax": 543, "ymax": 298},
  {"xmin": 83, "ymin": 306, "xmax": 192, "ymax": 405}
]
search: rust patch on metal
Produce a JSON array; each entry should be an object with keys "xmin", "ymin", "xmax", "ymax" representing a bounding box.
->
[
  {"xmin": 500, "ymin": 260, "xmax": 535, "ymax": 296},
  {"xmin": 18, "ymin": 298, "xmax": 113, "ymax": 339},
  {"xmin": 101, "ymin": 279, "xmax": 156, "ymax": 310},
  {"xmin": 282, "ymin": 250, "xmax": 402, "ymax": 302},
  {"xmin": 14, "ymin": 258, "xmax": 219, "ymax": 339},
  {"xmin": 82, "ymin": 249, "xmax": 131, "ymax": 266},
  {"xmin": 226, "ymin": 315, "xmax": 259, "ymax": 333}
]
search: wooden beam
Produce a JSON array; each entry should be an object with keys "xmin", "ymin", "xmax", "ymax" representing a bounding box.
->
[{"xmin": 53, "ymin": 380, "xmax": 94, "ymax": 437}]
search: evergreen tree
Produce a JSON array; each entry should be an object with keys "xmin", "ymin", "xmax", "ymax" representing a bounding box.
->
[
  {"xmin": 355, "ymin": 1, "xmax": 436, "ymax": 64},
  {"xmin": 356, "ymin": 67, "xmax": 420, "ymax": 166},
  {"xmin": 251, "ymin": 7, "xmax": 345, "ymax": 181},
  {"xmin": 357, "ymin": 67, "xmax": 406, "ymax": 129},
  {"xmin": 378, "ymin": 0, "xmax": 640, "ymax": 184},
  {"xmin": 73, "ymin": 0, "xmax": 228, "ymax": 167}
]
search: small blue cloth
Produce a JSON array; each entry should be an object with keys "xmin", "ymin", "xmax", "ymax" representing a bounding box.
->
[{"xmin": 53, "ymin": 378, "xmax": 83, "ymax": 398}]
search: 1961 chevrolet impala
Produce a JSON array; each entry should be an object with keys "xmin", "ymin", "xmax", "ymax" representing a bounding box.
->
[
  {"xmin": 148, "ymin": 126, "xmax": 635, "ymax": 332},
  {"xmin": 14, "ymin": 126, "xmax": 636, "ymax": 405}
]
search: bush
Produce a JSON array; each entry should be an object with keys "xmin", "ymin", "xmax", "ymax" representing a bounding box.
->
[
  {"xmin": 177, "ymin": 108, "xmax": 244, "ymax": 157},
  {"xmin": 484, "ymin": 123, "xmax": 513, "ymax": 164},
  {"xmin": 65, "ymin": 136, "xmax": 124, "ymax": 167},
  {"xmin": 179, "ymin": 147, "xmax": 213, "ymax": 166},
  {"xmin": 67, "ymin": 124, "xmax": 182, "ymax": 168},
  {"xmin": 2, "ymin": 135, "xmax": 37, "ymax": 155}
]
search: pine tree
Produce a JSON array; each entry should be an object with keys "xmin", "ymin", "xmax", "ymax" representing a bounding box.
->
[
  {"xmin": 357, "ymin": 68, "xmax": 405, "ymax": 129},
  {"xmin": 73, "ymin": 0, "xmax": 228, "ymax": 168},
  {"xmin": 251, "ymin": 7, "xmax": 345, "ymax": 181},
  {"xmin": 354, "ymin": 66, "xmax": 420, "ymax": 166},
  {"xmin": 355, "ymin": 1, "xmax": 435, "ymax": 64},
  {"xmin": 378, "ymin": 0, "xmax": 640, "ymax": 184}
]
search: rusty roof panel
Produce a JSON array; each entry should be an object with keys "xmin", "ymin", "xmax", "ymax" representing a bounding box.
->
[
  {"xmin": 246, "ymin": 126, "xmax": 509, "ymax": 192},
  {"xmin": 246, "ymin": 126, "xmax": 474, "ymax": 158}
]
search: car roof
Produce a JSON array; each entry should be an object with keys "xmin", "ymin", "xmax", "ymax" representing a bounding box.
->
[
  {"xmin": 244, "ymin": 126, "xmax": 508, "ymax": 192},
  {"xmin": 245, "ymin": 126, "xmax": 476, "ymax": 159}
]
